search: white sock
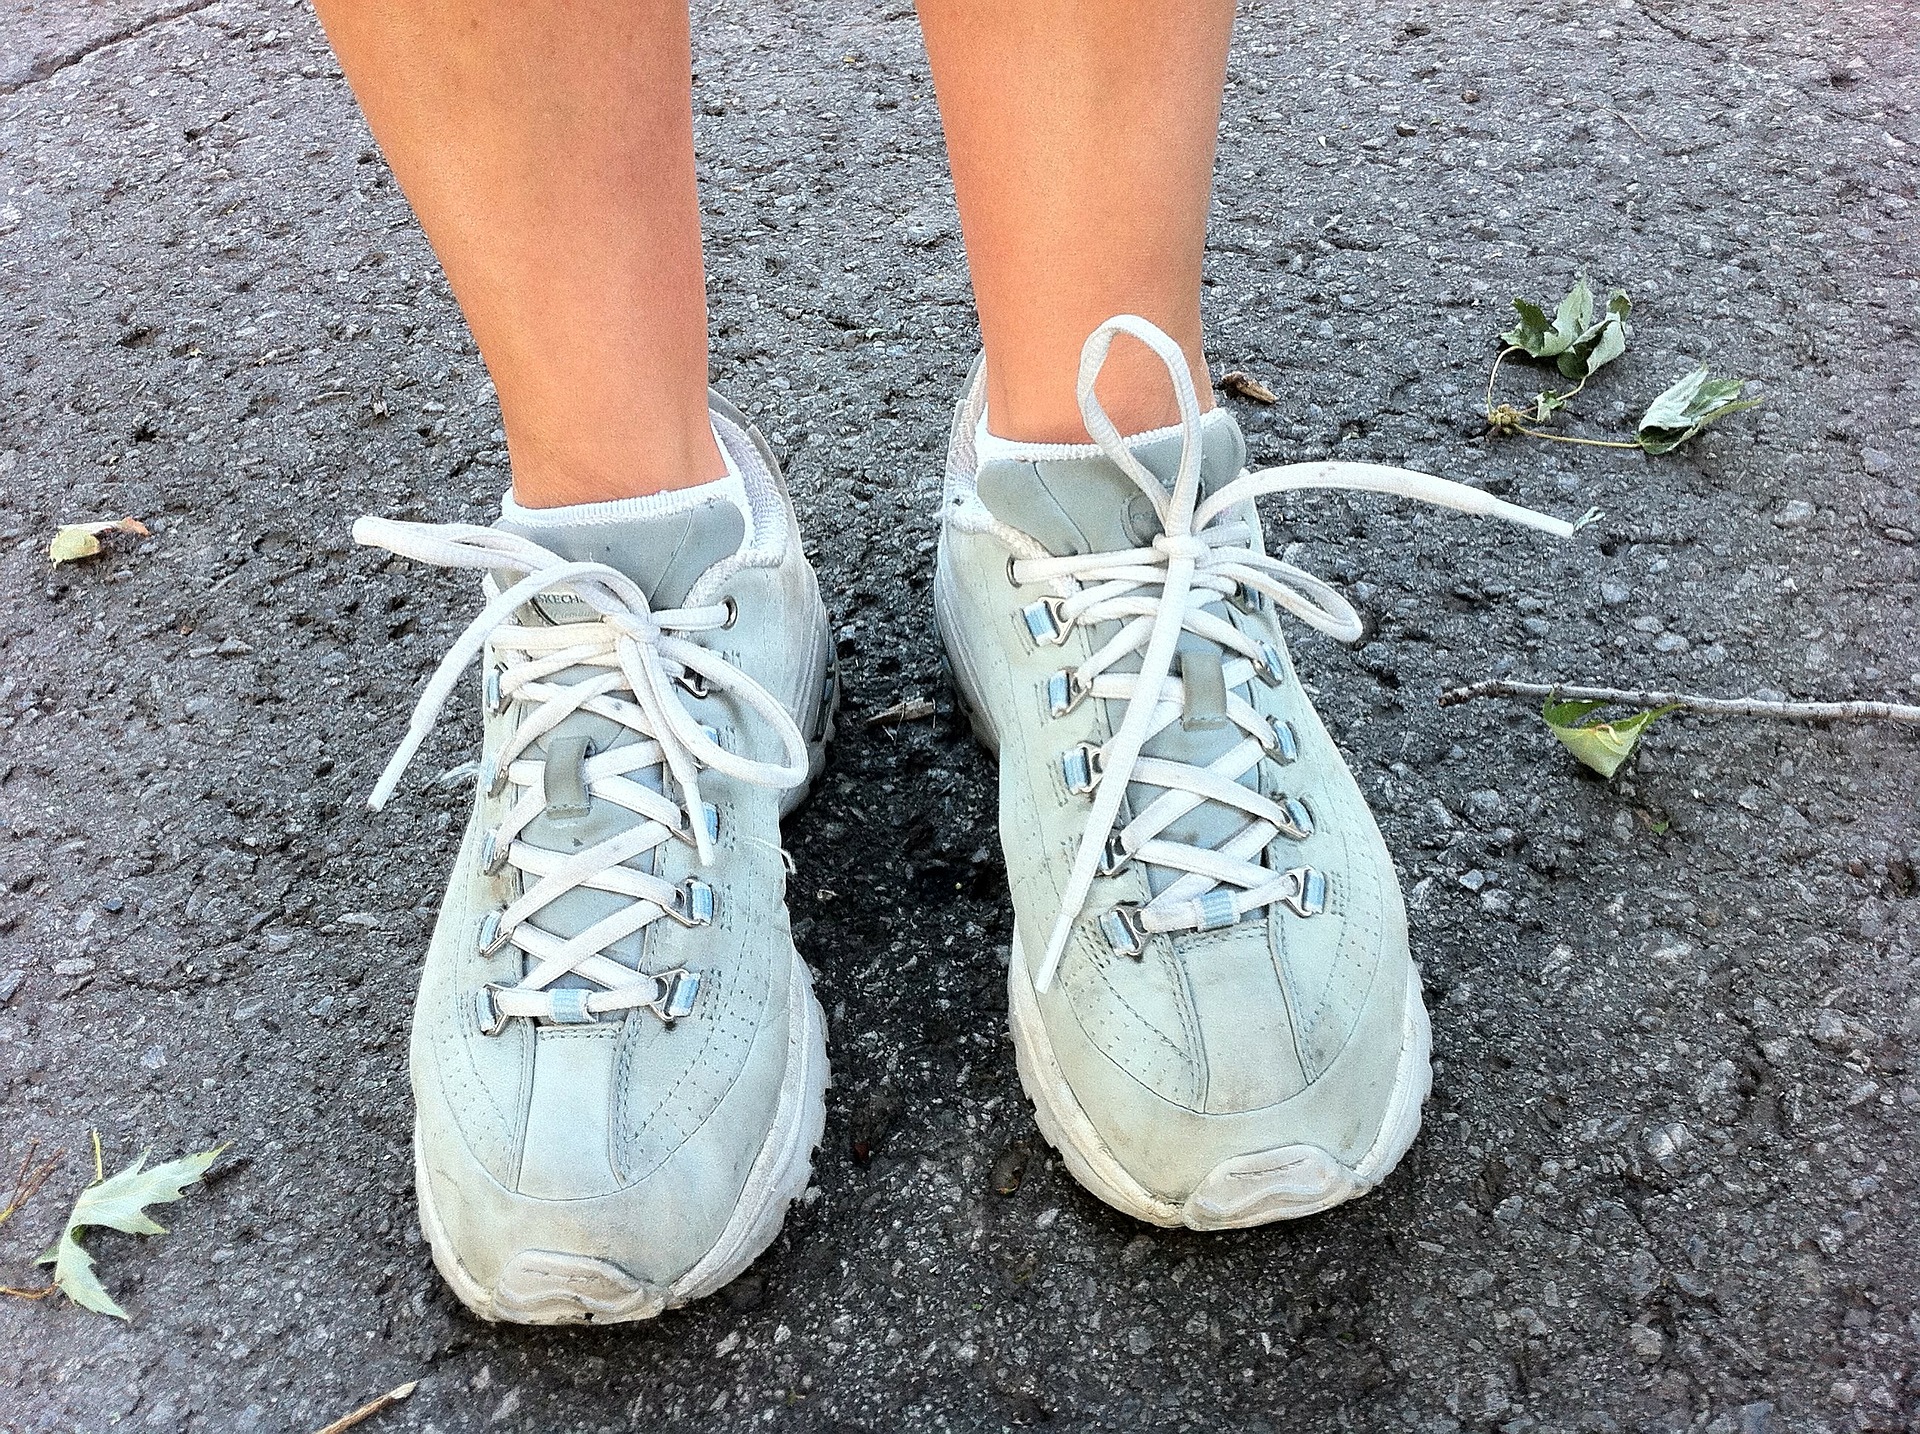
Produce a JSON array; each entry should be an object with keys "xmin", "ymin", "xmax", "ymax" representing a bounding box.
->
[
  {"xmin": 500, "ymin": 424, "xmax": 752, "ymax": 532},
  {"xmin": 974, "ymin": 409, "xmax": 1233, "ymax": 467}
]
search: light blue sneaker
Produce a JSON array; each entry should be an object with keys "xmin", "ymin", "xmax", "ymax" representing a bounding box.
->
[
  {"xmin": 357, "ymin": 396, "xmax": 835, "ymax": 1321},
  {"xmin": 935, "ymin": 317, "xmax": 1582, "ymax": 1227}
]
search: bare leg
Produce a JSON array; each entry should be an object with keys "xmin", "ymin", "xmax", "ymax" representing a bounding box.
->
[
  {"xmin": 311, "ymin": 0, "xmax": 723, "ymax": 505},
  {"xmin": 917, "ymin": 0, "xmax": 1234, "ymax": 442}
]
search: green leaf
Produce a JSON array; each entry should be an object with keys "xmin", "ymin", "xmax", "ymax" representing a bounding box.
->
[
  {"xmin": 1501, "ymin": 279, "xmax": 1632, "ymax": 381},
  {"xmin": 1636, "ymin": 366, "xmax": 1762, "ymax": 454},
  {"xmin": 1541, "ymin": 700, "xmax": 1679, "ymax": 779},
  {"xmin": 1561, "ymin": 289, "xmax": 1632, "ymax": 381},
  {"xmin": 36, "ymin": 1146, "xmax": 224, "ymax": 1319},
  {"xmin": 1502, "ymin": 299, "xmax": 1557, "ymax": 357},
  {"xmin": 1531, "ymin": 389, "xmax": 1571, "ymax": 422}
]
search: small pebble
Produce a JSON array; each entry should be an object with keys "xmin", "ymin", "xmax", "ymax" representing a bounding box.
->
[
  {"xmin": 1773, "ymin": 499, "xmax": 1816, "ymax": 527},
  {"xmin": 53, "ymin": 958, "xmax": 95, "ymax": 977},
  {"xmin": 0, "ymin": 970, "xmax": 22, "ymax": 1006},
  {"xmin": 1599, "ymin": 579, "xmax": 1631, "ymax": 606}
]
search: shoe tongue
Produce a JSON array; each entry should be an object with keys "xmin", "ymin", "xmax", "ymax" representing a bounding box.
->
[
  {"xmin": 494, "ymin": 494, "xmax": 746, "ymax": 619},
  {"xmin": 977, "ymin": 410, "xmax": 1258, "ymax": 898},
  {"xmin": 974, "ymin": 409, "xmax": 1247, "ymax": 555}
]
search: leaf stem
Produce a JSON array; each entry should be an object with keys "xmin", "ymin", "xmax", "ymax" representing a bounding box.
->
[
  {"xmin": 1511, "ymin": 425, "xmax": 1642, "ymax": 449},
  {"xmin": 1438, "ymin": 680, "xmax": 1920, "ymax": 724},
  {"xmin": 1483, "ymin": 345, "xmax": 1520, "ymax": 417}
]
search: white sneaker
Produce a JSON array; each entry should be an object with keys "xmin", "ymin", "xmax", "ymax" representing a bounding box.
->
[
  {"xmin": 934, "ymin": 316, "xmax": 1582, "ymax": 1228},
  {"xmin": 357, "ymin": 395, "xmax": 835, "ymax": 1321}
]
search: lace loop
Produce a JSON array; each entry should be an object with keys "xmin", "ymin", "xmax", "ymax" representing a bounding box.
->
[{"xmin": 1028, "ymin": 317, "xmax": 1590, "ymax": 992}]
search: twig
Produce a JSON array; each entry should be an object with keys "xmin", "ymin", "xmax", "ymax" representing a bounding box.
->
[
  {"xmin": 0, "ymin": 1141, "xmax": 67, "ymax": 1300},
  {"xmin": 312, "ymin": 1381, "xmax": 419, "ymax": 1434},
  {"xmin": 1438, "ymin": 679, "xmax": 1920, "ymax": 724},
  {"xmin": 0, "ymin": 1141, "xmax": 64, "ymax": 1226},
  {"xmin": 1608, "ymin": 107, "xmax": 1650, "ymax": 141}
]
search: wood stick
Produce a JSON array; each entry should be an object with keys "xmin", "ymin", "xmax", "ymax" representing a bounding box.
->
[
  {"xmin": 1436, "ymin": 679, "xmax": 1920, "ymax": 725},
  {"xmin": 313, "ymin": 1382, "xmax": 419, "ymax": 1434}
]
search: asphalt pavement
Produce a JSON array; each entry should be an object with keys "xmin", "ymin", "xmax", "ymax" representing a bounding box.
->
[{"xmin": 0, "ymin": 1, "xmax": 1915, "ymax": 1431}]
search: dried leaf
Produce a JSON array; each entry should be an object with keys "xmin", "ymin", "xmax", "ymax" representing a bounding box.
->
[
  {"xmin": 1541, "ymin": 699, "xmax": 1678, "ymax": 779},
  {"xmin": 49, "ymin": 517, "xmax": 149, "ymax": 565},
  {"xmin": 1217, "ymin": 370, "xmax": 1278, "ymax": 404},
  {"xmin": 36, "ymin": 1145, "xmax": 223, "ymax": 1319},
  {"xmin": 865, "ymin": 697, "xmax": 936, "ymax": 727},
  {"xmin": 1635, "ymin": 366, "xmax": 1762, "ymax": 455}
]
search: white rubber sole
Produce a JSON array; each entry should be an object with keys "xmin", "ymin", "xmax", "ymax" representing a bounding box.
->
[
  {"xmin": 1008, "ymin": 925, "xmax": 1429, "ymax": 1229},
  {"xmin": 416, "ymin": 952, "xmax": 830, "ymax": 1324}
]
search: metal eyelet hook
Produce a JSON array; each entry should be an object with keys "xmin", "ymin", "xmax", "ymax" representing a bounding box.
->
[
  {"xmin": 667, "ymin": 878, "xmax": 716, "ymax": 927},
  {"xmin": 1280, "ymin": 866, "xmax": 1328, "ymax": 918},
  {"xmin": 1060, "ymin": 742, "xmax": 1104, "ymax": 795},
  {"xmin": 1098, "ymin": 904, "xmax": 1148, "ymax": 957},
  {"xmin": 719, "ymin": 596, "xmax": 739, "ymax": 630},
  {"xmin": 674, "ymin": 667, "xmax": 711, "ymax": 699}
]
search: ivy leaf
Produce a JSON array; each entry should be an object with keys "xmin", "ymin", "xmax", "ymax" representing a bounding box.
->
[
  {"xmin": 1541, "ymin": 700, "xmax": 1679, "ymax": 779},
  {"xmin": 1636, "ymin": 366, "xmax": 1762, "ymax": 454},
  {"xmin": 36, "ymin": 1146, "xmax": 224, "ymax": 1319},
  {"xmin": 1500, "ymin": 279, "xmax": 1632, "ymax": 380}
]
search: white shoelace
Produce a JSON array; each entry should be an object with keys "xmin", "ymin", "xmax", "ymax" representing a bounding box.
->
[
  {"xmin": 354, "ymin": 518, "xmax": 810, "ymax": 1025},
  {"xmin": 1025, "ymin": 316, "xmax": 1594, "ymax": 992}
]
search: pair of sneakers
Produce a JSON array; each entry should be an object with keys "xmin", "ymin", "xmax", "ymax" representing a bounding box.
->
[{"xmin": 357, "ymin": 317, "xmax": 1581, "ymax": 1324}]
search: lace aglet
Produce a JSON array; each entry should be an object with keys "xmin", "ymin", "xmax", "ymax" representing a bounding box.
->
[
  {"xmin": 366, "ymin": 728, "xmax": 428, "ymax": 813},
  {"xmin": 1032, "ymin": 919, "xmax": 1073, "ymax": 994}
]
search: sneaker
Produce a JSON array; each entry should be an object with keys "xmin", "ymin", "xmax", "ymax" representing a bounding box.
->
[
  {"xmin": 356, "ymin": 393, "xmax": 836, "ymax": 1322},
  {"xmin": 934, "ymin": 316, "xmax": 1581, "ymax": 1228}
]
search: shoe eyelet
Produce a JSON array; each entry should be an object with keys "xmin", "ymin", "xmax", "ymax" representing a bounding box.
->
[
  {"xmin": 1267, "ymin": 721, "xmax": 1299, "ymax": 764},
  {"xmin": 674, "ymin": 667, "xmax": 711, "ymax": 699},
  {"xmin": 668, "ymin": 878, "xmax": 715, "ymax": 927},
  {"xmin": 1280, "ymin": 797, "xmax": 1314, "ymax": 840},
  {"xmin": 1060, "ymin": 742, "xmax": 1104, "ymax": 796},
  {"xmin": 1046, "ymin": 669, "xmax": 1090, "ymax": 718},
  {"xmin": 1280, "ymin": 866, "xmax": 1328, "ymax": 918},
  {"xmin": 1098, "ymin": 904, "xmax": 1148, "ymax": 957},
  {"xmin": 484, "ymin": 668, "xmax": 510, "ymax": 715},
  {"xmin": 474, "ymin": 984, "xmax": 509, "ymax": 1037},
  {"xmin": 1021, "ymin": 597, "xmax": 1070, "ymax": 647},
  {"xmin": 719, "ymin": 596, "xmax": 739, "ymax": 630},
  {"xmin": 476, "ymin": 911, "xmax": 510, "ymax": 956},
  {"xmin": 480, "ymin": 830, "xmax": 508, "ymax": 875}
]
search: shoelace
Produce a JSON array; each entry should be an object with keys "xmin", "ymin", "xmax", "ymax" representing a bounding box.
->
[
  {"xmin": 354, "ymin": 518, "xmax": 810, "ymax": 1026},
  {"xmin": 1026, "ymin": 316, "xmax": 1594, "ymax": 992}
]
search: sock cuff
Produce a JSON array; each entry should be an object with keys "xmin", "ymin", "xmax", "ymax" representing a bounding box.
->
[
  {"xmin": 500, "ymin": 425, "xmax": 750, "ymax": 530},
  {"xmin": 974, "ymin": 409, "xmax": 1230, "ymax": 466}
]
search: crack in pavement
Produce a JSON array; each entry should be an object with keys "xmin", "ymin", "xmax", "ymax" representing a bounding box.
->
[{"xmin": 0, "ymin": 0, "xmax": 221, "ymax": 96}]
